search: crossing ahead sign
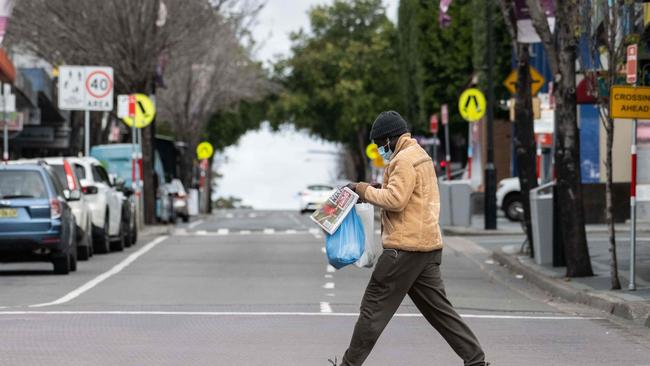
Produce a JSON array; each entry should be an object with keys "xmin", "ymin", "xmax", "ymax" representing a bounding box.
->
[
  {"xmin": 610, "ymin": 86, "xmax": 650, "ymax": 120},
  {"xmin": 458, "ymin": 88, "xmax": 486, "ymax": 122}
]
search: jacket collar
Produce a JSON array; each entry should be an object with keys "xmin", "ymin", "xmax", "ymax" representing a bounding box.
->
[{"xmin": 393, "ymin": 133, "xmax": 416, "ymax": 157}]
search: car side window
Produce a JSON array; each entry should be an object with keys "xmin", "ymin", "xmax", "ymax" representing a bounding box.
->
[
  {"xmin": 74, "ymin": 164, "xmax": 86, "ymax": 180},
  {"xmin": 93, "ymin": 165, "xmax": 111, "ymax": 186}
]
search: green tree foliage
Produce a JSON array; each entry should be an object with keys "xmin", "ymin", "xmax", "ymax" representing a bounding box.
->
[
  {"xmin": 269, "ymin": 0, "xmax": 400, "ymax": 180},
  {"xmin": 397, "ymin": 0, "xmax": 511, "ymax": 159},
  {"xmin": 206, "ymin": 100, "xmax": 269, "ymax": 151}
]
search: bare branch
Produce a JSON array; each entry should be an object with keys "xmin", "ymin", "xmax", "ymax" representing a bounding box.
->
[{"xmin": 525, "ymin": 0, "xmax": 559, "ymax": 77}]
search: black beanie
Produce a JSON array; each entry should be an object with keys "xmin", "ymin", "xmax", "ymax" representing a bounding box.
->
[{"xmin": 369, "ymin": 111, "xmax": 408, "ymax": 140}]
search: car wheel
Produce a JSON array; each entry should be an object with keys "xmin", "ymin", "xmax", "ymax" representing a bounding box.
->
[
  {"xmin": 111, "ymin": 221, "xmax": 126, "ymax": 252},
  {"xmin": 182, "ymin": 215, "xmax": 189, "ymax": 223},
  {"xmin": 130, "ymin": 219, "xmax": 138, "ymax": 246},
  {"xmin": 53, "ymin": 255, "xmax": 70, "ymax": 275},
  {"xmin": 77, "ymin": 227, "xmax": 91, "ymax": 261},
  {"xmin": 70, "ymin": 246, "xmax": 78, "ymax": 272},
  {"xmin": 94, "ymin": 213, "xmax": 111, "ymax": 254},
  {"xmin": 503, "ymin": 193, "xmax": 523, "ymax": 222}
]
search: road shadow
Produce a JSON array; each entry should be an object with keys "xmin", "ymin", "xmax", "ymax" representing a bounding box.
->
[{"xmin": 0, "ymin": 269, "xmax": 56, "ymax": 276}]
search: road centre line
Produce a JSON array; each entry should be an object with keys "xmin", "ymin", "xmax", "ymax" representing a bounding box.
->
[
  {"xmin": 0, "ymin": 311, "xmax": 603, "ymax": 320},
  {"xmin": 187, "ymin": 220, "xmax": 203, "ymax": 229},
  {"xmin": 263, "ymin": 228, "xmax": 275, "ymax": 234},
  {"xmin": 320, "ymin": 302, "xmax": 333, "ymax": 313},
  {"xmin": 29, "ymin": 236, "xmax": 168, "ymax": 308},
  {"xmin": 217, "ymin": 228, "xmax": 229, "ymax": 235}
]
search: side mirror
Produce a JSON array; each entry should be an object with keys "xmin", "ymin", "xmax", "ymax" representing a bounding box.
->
[
  {"xmin": 122, "ymin": 186, "xmax": 135, "ymax": 197},
  {"xmin": 82, "ymin": 185, "xmax": 99, "ymax": 195},
  {"xmin": 70, "ymin": 189, "xmax": 82, "ymax": 201},
  {"xmin": 63, "ymin": 189, "xmax": 71, "ymax": 200}
]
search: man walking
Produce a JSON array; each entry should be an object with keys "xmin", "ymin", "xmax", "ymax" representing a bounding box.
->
[{"xmin": 334, "ymin": 111, "xmax": 488, "ymax": 366}]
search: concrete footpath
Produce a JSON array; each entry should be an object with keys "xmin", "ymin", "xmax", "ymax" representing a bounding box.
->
[{"xmin": 450, "ymin": 217, "xmax": 650, "ymax": 328}]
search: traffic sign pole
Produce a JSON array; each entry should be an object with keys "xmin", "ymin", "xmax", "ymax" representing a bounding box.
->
[
  {"xmin": 84, "ymin": 110, "xmax": 90, "ymax": 156},
  {"xmin": 630, "ymin": 117, "xmax": 637, "ymax": 291},
  {"xmin": 484, "ymin": 0, "xmax": 497, "ymax": 230},
  {"xmin": 2, "ymin": 83, "xmax": 7, "ymax": 162}
]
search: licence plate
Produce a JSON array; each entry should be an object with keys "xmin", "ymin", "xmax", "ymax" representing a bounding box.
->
[{"xmin": 0, "ymin": 208, "xmax": 18, "ymax": 218}]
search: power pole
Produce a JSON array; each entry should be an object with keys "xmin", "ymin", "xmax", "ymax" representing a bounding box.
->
[{"xmin": 484, "ymin": 0, "xmax": 497, "ymax": 230}]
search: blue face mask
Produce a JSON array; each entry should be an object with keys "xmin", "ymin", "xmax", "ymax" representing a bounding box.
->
[{"xmin": 378, "ymin": 140, "xmax": 393, "ymax": 161}]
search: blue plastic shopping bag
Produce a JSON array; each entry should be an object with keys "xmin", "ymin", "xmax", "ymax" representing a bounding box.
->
[{"xmin": 325, "ymin": 207, "xmax": 365, "ymax": 269}]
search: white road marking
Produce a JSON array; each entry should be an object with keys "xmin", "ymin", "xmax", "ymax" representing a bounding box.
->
[
  {"xmin": 29, "ymin": 236, "xmax": 169, "ymax": 308},
  {"xmin": 240, "ymin": 230, "xmax": 251, "ymax": 235},
  {"xmin": 320, "ymin": 302, "xmax": 332, "ymax": 313},
  {"xmin": 187, "ymin": 220, "xmax": 203, "ymax": 229},
  {"xmin": 324, "ymin": 274, "xmax": 333, "ymax": 279},
  {"xmin": 326, "ymin": 265, "xmax": 335, "ymax": 273},
  {"xmin": 309, "ymin": 228, "xmax": 320, "ymax": 235},
  {"xmin": 249, "ymin": 213, "xmax": 257, "ymax": 218},
  {"xmin": 286, "ymin": 229, "xmax": 297, "ymax": 234},
  {"xmin": 225, "ymin": 213, "xmax": 234, "ymax": 219},
  {"xmin": 263, "ymin": 228, "xmax": 275, "ymax": 234},
  {"xmin": 217, "ymin": 228, "xmax": 229, "ymax": 235},
  {"xmin": 196, "ymin": 230, "xmax": 207, "ymax": 235},
  {"xmin": 323, "ymin": 282, "xmax": 335, "ymax": 289},
  {"xmin": 326, "ymin": 293, "xmax": 336, "ymax": 297},
  {"xmin": 0, "ymin": 311, "xmax": 603, "ymax": 320}
]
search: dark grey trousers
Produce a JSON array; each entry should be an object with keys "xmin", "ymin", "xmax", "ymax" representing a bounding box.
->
[{"xmin": 341, "ymin": 249, "xmax": 486, "ymax": 366}]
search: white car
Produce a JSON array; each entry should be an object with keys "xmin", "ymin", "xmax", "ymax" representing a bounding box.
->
[
  {"xmin": 17, "ymin": 158, "xmax": 94, "ymax": 260},
  {"xmin": 66, "ymin": 157, "xmax": 125, "ymax": 253},
  {"xmin": 299, "ymin": 184, "xmax": 336, "ymax": 213},
  {"xmin": 496, "ymin": 177, "xmax": 522, "ymax": 221}
]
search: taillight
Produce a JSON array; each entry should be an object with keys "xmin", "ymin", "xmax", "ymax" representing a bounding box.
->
[
  {"xmin": 50, "ymin": 199, "xmax": 62, "ymax": 219},
  {"xmin": 63, "ymin": 160, "xmax": 76, "ymax": 190}
]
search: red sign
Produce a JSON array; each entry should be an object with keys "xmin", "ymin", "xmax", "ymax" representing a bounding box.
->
[
  {"xmin": 128, "ymin": 95, "xmax": 136, "ymax": 118},
  {"xmin": 441, "ymin": 104, "xmax": 449, "ymax": 125},
  {"xmin": 536, "ymin": 133, "xmax": 553, "ymax": 147},
  {"xmin": 430, "ymin": 114, "xmax": 439, "ymax": 134},
  {"xmin": 627, "ymin": 45, "xmax": 638, "ymax": 85}
]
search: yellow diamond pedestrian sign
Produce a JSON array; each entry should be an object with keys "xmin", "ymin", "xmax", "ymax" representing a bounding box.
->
[
  {"xmin": 503, "ymin": 66, "xmax": 545, "ymax": 96},
  {"xmin": 458, "ymin": 88, "xmax": 486, "ymax": 122},
  {"xmin": 121, "ymin": 93, "xmax": 156, "ymax": 129},
  {"xmin": 196, "ymin": 141, "xmax": 214, "ymax": 160}
]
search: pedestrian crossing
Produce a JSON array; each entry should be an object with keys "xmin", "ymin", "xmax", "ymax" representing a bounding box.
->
[{"xmin": 173, "ymin": 227, "xmax": 382, "ymax": 237}]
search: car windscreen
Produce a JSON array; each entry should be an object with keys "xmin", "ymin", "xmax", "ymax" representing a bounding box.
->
[{"xmin": 0, "ymin": 171, "xmax": 49, "ymax": 199}]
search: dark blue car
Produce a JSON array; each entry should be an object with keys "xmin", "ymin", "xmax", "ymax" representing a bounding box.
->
[{"xmin": 0, "ymin": 163, "xmax": 77, "ymax": 274}]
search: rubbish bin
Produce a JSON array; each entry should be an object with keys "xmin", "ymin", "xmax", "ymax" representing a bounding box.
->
[
  {"xmin": 438, "ymin": 180, "xmax": 473, "ymax": 227},
  {"xmin": 530, "ymin": 182, "xmax": 554, "ymax": 266}
]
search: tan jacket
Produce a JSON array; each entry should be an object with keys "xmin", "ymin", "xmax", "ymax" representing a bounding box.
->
[{"xmin": 357, "ymin": 134, "xmax": 443, "ymax": 252}]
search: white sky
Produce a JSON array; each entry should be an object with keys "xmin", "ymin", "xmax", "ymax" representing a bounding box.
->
[
  {"xmin": 251, "ymin": 0, "xmax": 399, "ymax": 64},
  {"xmin": 216, "ymin": 1, "xmax": 399, "ymax": 210}
]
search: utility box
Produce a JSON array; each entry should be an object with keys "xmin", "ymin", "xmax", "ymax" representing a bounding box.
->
[
  {"xmin": 439, "ymin": 180, "xmax": 472, "ymax": 227},
  {"xmin": 530, "ymin": 183, "xmax": 554, "ymax": 266}
]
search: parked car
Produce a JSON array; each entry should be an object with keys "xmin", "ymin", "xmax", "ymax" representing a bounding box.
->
[
  {"xmin": 299, "ymin": 184, "xmax": 337, "ymax": 213},
  {"xmin": 496, "ymin": 177, "xmax": 522, "ymax": 222},
  {"xmin": 166, "ymin": 178, "xmax": 190, "ymax": 223},
  {"xmin": 0, "ymin": 163, "xmax": 78, "ymax": 274},
  {"xmin": 15, "ymin": 158, "xmax": 94, "ymax": 260},
  {"xmin": 65, "ymin": 157, "xmax": 126, "ymax": 253}
]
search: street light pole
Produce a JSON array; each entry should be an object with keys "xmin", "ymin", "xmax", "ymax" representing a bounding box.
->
[
  {"xmin": 484, "ymin": 0, "xmax": 497, "ymax": 230},
  {"xmin": 2, "ymin": 83, "xmax": 7, "ymax": 162}
]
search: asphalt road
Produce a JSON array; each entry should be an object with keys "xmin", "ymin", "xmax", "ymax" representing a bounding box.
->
[{"xmin": 1, "ymin": 209, "xmax": 649, "ymax": 365}]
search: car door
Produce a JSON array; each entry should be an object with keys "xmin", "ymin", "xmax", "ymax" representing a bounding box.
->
[{"xmin": 92, "ymin": 164, "xmax": 122, "ymax": 236}]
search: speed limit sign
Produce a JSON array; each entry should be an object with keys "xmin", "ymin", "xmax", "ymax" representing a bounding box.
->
[
  {"xmin": 59, "ymin": 66, "xmax": 114, "ymax": 111},
  {"xmin": 84, "ymin": 67, "xmax": 113, "ymax": 111}
]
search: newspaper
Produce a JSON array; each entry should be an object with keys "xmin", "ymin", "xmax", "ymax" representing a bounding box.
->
[{"xmin": 310, "ymin": 187, "xmax": 359, "ymax": 235}]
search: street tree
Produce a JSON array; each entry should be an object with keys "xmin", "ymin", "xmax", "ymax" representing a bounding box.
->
[
  {"xmin": 269, "ymin": 0, "xmax": 400, "ymax": 181},
  {"xmin": 497, "ymin": 0, "xmax": 538, "ymax": 252},
  {"xmin": 578, "ymin": 0, "xmax": 641, "ymax": 289},
  {"xmin": 157, "ymin": 5, "xmax": 268, "ymax": 192},
  {"xmin": 7, "ymin": 0, "xmax": 262, "ymax": 223},
  {"xmin": 526, "ymin": 0, "xmax": 593, "ymax": 277}
]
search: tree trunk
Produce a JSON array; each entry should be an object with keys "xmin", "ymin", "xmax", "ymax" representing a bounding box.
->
[
  {"xmin": 141, "ymin": 123, "xmax": 156, "ymax": 224},
  {"xmin": 555, "ymin": 11, "xmax": 593, "ymax": 277},
  {"xmin": 605, "ymin": 115, "xmax": 621, "ymax": 289},
  {"xmin": 514, "ymin": 43, "xmax": 537, "ymax": 253}
]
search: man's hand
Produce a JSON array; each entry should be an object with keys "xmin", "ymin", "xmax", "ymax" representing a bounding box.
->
[
  {"xmin": 345, "ymin": 183, "xmax": 358, "ymax": 192},
  {"xmin": 371, "ymin": 183, "xmax": 382, "ymax": 189}
]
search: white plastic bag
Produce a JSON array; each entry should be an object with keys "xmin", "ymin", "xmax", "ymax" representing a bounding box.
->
[{"xmin": 354, "ymin": 203, "xmax": 381, "ymax": 268}]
